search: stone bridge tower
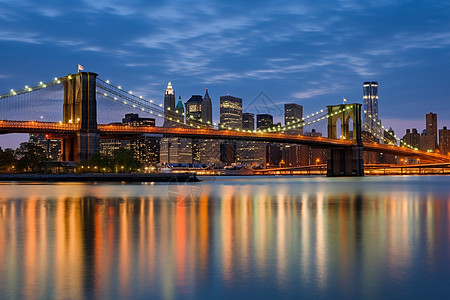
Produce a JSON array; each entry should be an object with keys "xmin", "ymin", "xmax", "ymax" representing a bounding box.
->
[
  {"xmin": 61, "ymin": 72, "xmax": 99, "ymax": 162},
  {"xmin": 326, "ymin": 103, "xmax": 364, "ymax": 176}
]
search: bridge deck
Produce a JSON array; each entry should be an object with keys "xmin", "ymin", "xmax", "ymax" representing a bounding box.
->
[{"xmin": 0, "ymin": 120, "xmax": 449, "ymax": 163}]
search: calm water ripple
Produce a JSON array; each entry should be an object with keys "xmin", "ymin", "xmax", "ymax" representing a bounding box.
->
[{"xmin": 0, "ymin": 176, "xmax": 450, "ymax": 299}]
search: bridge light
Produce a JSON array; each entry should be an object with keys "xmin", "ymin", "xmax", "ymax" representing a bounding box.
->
[
  {"xmin": 123, "ymin": 101, "xmax": 127, "ymax": 104},
  {"xmin": 43, "ymin": 84, "xmax": 46, "ymax": 87},
  {"xmin": 149, "ymin": 100, "xmax": 153, "ymax": 103},
  {"xmin": 132, "ymin": 105, "xmax": 136, "ymax": 108},
  {"xmin": 128, "ymin": 91, "xmax": 132, "ymax": 94},
  {"xmin": 69, "ymin": 119, "xmax": 72, "ymax": 123},
  {"xmin": 25, "ymin": 85, "xmax": 28, "ymax": 89},
  {"xmin": 104, "ymin": 93, "xmax": 107, "ymax": 96},
  {"xmin": 159, "ymin": 104, "xmax": 163, "ymax": 107},
  {"xmin": 40, "ymin": 116, "xmax": 43, "ymax": 119},
  {"xmin": 141, "ymin": 108, "xmax": 144, "ymax": 111},
  {"xmin": 77, "ymin": 118, "xmax": 80, "ymax": 122},
  {"xmin": 54, "ymin": 77, "xmax": 58, "ymax": 81},
  {"xmin": 139, "ymin": 96, "xmax": 143, "ymax": 99},
  {"xmin": 118, "ymin": 86, "xmax": 122, "ymax": 89},
  {"xmin": 114, "ymin": 97, "xmax": 117, "ymax": 100},
  {"xmin": 106, "ymin": 80, "xmax": 110, "ymax": 84},
  {"xmin": 150, "ymin": 110, "xmax": 153, "ymax": 114},
  {"xmin": 39, "ymin": 82, "xmax": 43, "ymax": 85}
]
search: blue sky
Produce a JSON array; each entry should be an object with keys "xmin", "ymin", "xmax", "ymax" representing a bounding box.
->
[{"xmin": 1, "ymin": 0, "xmax": 450, "ymax": 148}]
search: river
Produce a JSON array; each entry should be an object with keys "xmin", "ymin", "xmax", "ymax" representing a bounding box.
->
[{"xmin": 1, "ymin": 176, "xmax": 449, "ymax": 299}]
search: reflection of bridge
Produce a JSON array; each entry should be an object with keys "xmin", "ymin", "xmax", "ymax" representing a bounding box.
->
[{"xmin": 1, "ymin": 71, "xmax": 449, "ymax": 176}]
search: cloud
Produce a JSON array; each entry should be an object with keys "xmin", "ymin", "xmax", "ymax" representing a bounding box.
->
[{"xmin": 0, "ymin": 30, "xmax": 41, "ymax": 44}]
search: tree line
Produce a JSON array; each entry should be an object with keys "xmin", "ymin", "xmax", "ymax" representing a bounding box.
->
[{"xmin": 0, "ymin": 143, "xmax": 141, "ymax": 173}]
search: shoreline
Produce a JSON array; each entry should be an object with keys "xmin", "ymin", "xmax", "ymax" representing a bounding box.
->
[{"xmin": 0, "ymin": 173, "xmax": 200, "ymax": 183}]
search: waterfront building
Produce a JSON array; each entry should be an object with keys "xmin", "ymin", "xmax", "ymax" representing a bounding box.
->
[
  {"xmin": 219, "ymin": 95, "xmax": 242, "ymax": 130},
  {"xmin": 28, "ymin": 134, "xmax": 61, "ymax": 161},
  {"xmin": 284, "ymin": 103, "xmax": 303, "ymax": 135},
  {"xmin": 121, "ymin": 114, "xmax": 159, "ymax": 167}
]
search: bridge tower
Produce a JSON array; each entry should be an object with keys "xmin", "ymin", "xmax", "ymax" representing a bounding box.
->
[
  {"xmin": 61, "ymin": 72, "xmax": 99, "ymax": 162},
  {"xmin": 326, "ymin": 103, "xmax": 364, "ymax": 176}
]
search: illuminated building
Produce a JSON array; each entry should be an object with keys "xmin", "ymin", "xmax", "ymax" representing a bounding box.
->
[
  {"xmin": 160, "ymin": 138, "xmax": 192, "ymax": 164},
  {"xmin": 439, "ymin": 126, "xmax": 450, "ymax": 155},
  {"xmin": 304, "ymin": 129, "xmax": 327, "ymax": 165},
  {"xmin": 242, "ymin": 113, "xmax": 254, "ymax": 131},
  {"xmin": 174, "ymin": 96, "xmax": 185, "ymax": 124},
  {"xmin": 121, "ymin": 114, "xmax": 159, "ymax": 166},
  {"xmin": 363, "ymin": 81, "xmax": 382, "ymax": 142},
  {"xmin": 256, "ymin": 114, "xmax": 273, "ymax": 130},
  {"xmin": 185, "ymin": 95, "xmax": 203, "ymax": 126},
  {"xmin": 160, "ymin": 84, "xmax": 192, "ymax": 163},
  {"xmin": 284, "ymin": 103, "xmax": 303, "ymax": 135},
  {"xmin": 401, "ymin": 128, "xmax": 420, "ymax": 149},
  {"xmin": 163, "ymin": 82, "xmax": 176, "ymax": 128},
  {"xmin": 237, "ymin": 112, "xmax": 265, "ymax": 166},
  {"xmin": 425, "ymin": 112, "xmax": 437, "ymax": 150},
  {"xmin": 202, "ymin": 88, "xmax": 213, "ymax": 126},
  {"xmin": 28, "ymin": 134, "xmax": 61, "ymax": 160},
  {"xmin": 219, "ymin": 95, "xmax": 242, "ymax": 130}
]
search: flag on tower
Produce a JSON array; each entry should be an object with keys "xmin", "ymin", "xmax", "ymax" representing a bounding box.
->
[
  {"xmin": 343, "ymin": 97, "xmax": 347, "ymax": 103},
  {"xmin": 78, "ymin": 64, "xmax": 85, "ymax": 72}
]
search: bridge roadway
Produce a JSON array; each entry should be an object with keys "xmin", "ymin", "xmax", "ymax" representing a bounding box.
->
[{"xmin": 1, "ymin": 120, "xmax": 449, "ymax": 163}]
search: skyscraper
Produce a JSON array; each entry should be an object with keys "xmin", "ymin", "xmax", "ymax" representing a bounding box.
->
[
  {"xmin": 185, "ymin": 95, "xmax": 203, "ymax": 126},
  {"xmin": 163, "ymin": 82, "xmax": 176, "ymax": 128},
  {"xmin": 242, "ymin": 113, "xmax": 255, "ymax": 131},
  {"xmin": 284, "ymin": 103, "xmax": 303, "ymax": 135},
  {"xmin": 121, "ymin": 113, "xmax": 159, "ymax": 167},
  {"xmin": 363, "ymin": 82, "xmax": 381, "ymax": 141},
  {"xmin": 426, "ymin": 112, "xmax": 437, "ymax": 149},
  {"xmin": 219, "ymin": 95, "xmax": 242, "ymax": 130},
  {"xmin": 174, "ymin": 96, "xmax": 185, "ymax": 124},
  {"xmin": 257, "ymin": 114, "xmax": 273, "ymax": 130},
  {"xmin": 202, "ymin": 88, "xmax": 213, "ymax": 126}
]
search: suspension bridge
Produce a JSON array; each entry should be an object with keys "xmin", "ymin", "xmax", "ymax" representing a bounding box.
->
[{"xmin": 1, "ymin": 72, "xmax": 449, "ymax": 176}]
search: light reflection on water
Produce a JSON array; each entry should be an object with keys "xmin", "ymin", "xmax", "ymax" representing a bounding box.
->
[{"xmin": 0, "ymin": 176, "xmax": 450, "ymax": 299}]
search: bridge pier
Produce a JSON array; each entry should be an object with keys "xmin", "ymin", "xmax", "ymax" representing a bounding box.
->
[
  {"xmin": 326, "ymin": 103, "xmax": 364, "ymax": 176},
  {"xmin": 62, "ymin": 72, "xmax": 99, "ymax": 162}
]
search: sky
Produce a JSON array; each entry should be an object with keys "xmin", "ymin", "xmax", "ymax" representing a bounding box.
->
[{"xmin": 1, "ymin": 0, "xmax": 450, "ymax": 148}]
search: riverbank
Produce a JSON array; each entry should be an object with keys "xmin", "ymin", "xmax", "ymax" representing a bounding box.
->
[{"xmin": 0, "ymin": 173, "xmax": 200, "ymax": 182}]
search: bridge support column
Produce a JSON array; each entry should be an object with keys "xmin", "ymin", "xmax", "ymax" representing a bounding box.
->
[
  {"xmin": 62, "ymin": 72, "xmax": 99, "ymax": 162},
  {"xmin": 326, "ymin": 103, "xmax": 364, "ymax": 176},
  {"xmin": 327, "ymin": 146, "xmax": 364, "ymax": 176}
]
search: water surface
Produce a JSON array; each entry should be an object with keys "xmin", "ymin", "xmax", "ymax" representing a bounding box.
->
[{"xmin": 1, "ymin": 176, "xmax": 450, "ymax": 299}]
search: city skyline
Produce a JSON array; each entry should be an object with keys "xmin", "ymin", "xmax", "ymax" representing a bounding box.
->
[{"xmin": 1, "ymin": 1, "xmax": 450, "ymax": 148}]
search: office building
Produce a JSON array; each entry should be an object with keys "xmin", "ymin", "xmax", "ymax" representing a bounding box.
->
[
  {"xmin": 256, "ymin": 114, "xmax": 273, "ymax": 130},
  {"xmin": 219, "ymin": 95, "xmax": 242, "ymax": 130},
  {"xmin": 174, "ymin": 96, "xmax": 185, "ymax": 124},
  {"xmin": 284, "ymin": 103, "xmax": 303, "ymax": 135},
  {"xmin": 202, "ymin": 88, "xmax": 213, "ymax": 126},
  {"xmin": 28, "ymin": 134, "xmax": 61, "ymax": 161},
  {"xmin": 439, "ymin": 127, "xmax": 450, "ymax": 155},
  {"xmin": 401, "ymin": 128, "xmax": 420, "ymax": 149},
  {"xmin": 185, "ymin": 95, "xmax": 203, "ymax": 126},
  {"xmin": 121, "ymin": 114, "xmax": 159, "ymax": 166},
  {"xmin": 242, "ymin": 113, "xmax": 255, "ymax": 131},
  {"xmin": 163, "ymin": 82, "xmax": 176, "ymax": 127},
  {"xmin": 426, "ymin": 112, "xmax": 437, "ymax": 150},
  {"xmin": 363, "ymin": 82, "xmax": 382, "ymax": 141}
]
